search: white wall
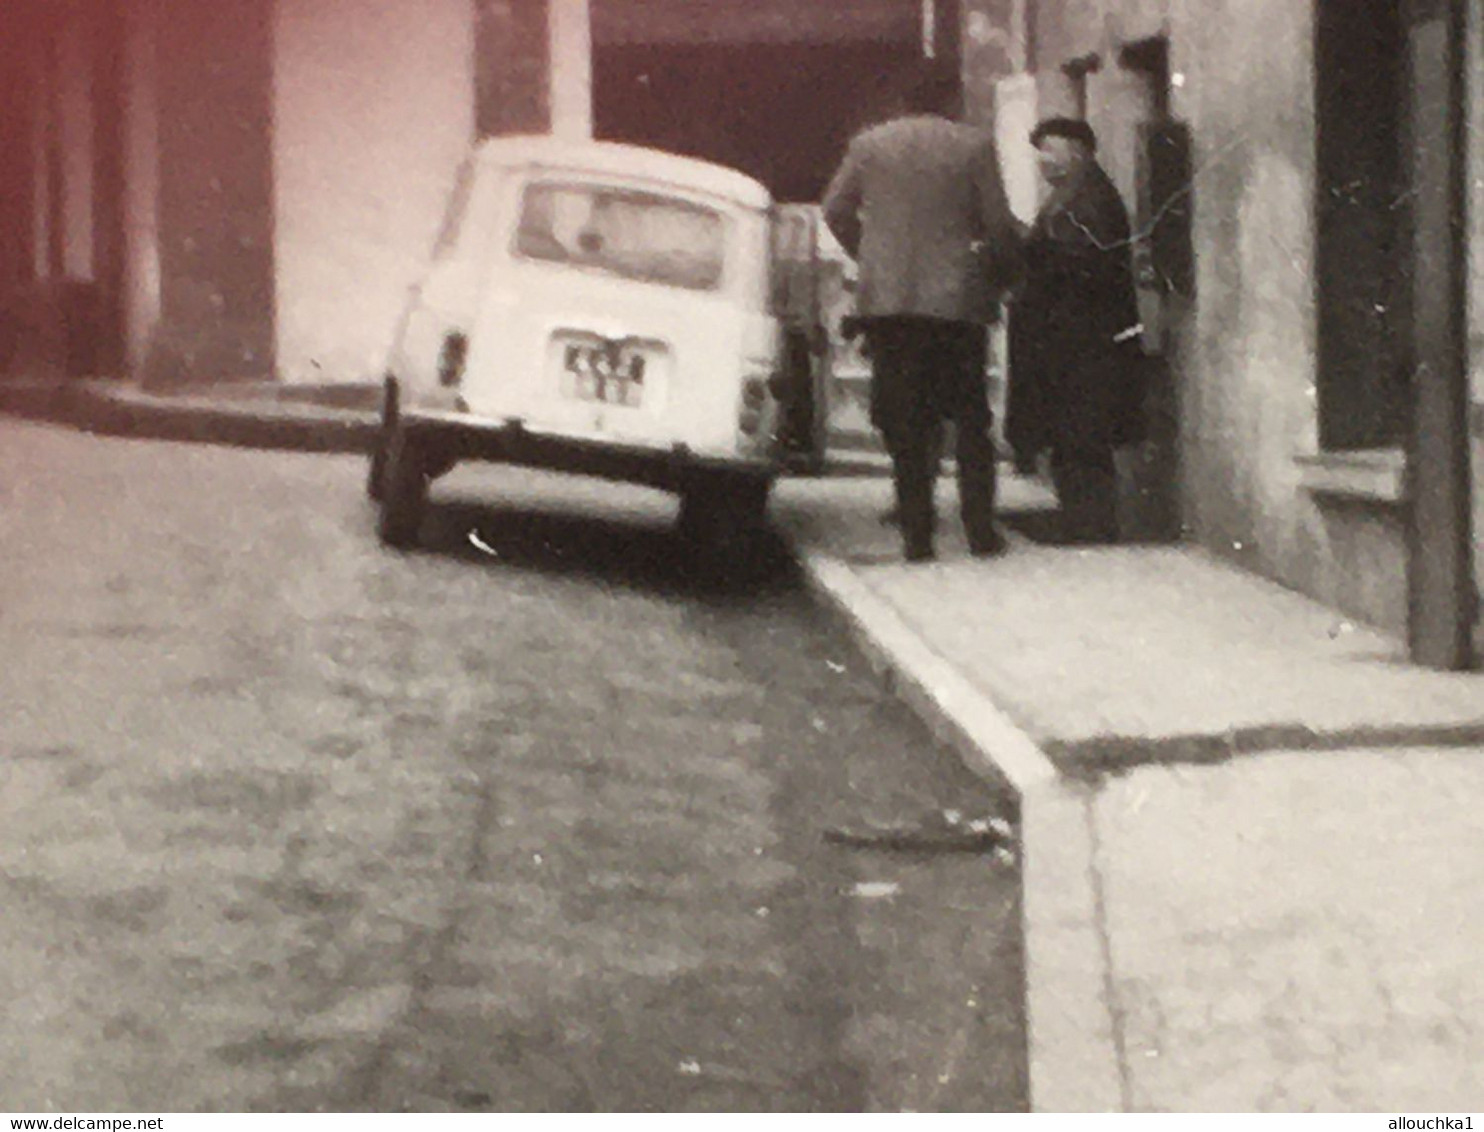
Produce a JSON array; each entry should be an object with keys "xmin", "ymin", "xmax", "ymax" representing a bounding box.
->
[
  {"xmin": 549, "ymin": 0, "xmax": 593, "ymax": 141},
  {"xmin": 272, "ymin": 0, "xmax": 476, "ymax": 384}
]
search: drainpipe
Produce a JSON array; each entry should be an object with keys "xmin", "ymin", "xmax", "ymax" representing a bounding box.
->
[{"xmin": 1405, "ymin": 0, "xmax": 1474, "ymax": 669}]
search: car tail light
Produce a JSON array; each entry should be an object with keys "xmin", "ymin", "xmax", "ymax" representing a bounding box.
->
[
  {"xmin": 438, "ymin": 332, "xmax": 468, "ymax": 387},
  {"xmin": 738, "ymin": 375, "xmax": 770, "ymax": 437}
]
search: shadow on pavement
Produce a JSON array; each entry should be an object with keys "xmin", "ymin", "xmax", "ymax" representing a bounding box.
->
[
  {"xmin": 409, "ymin": 498, "xmax": 803, "ymax": 604},
  {"xmin": 1000, "ymin": 509, "xmax": 1065, "ymax": 546}
]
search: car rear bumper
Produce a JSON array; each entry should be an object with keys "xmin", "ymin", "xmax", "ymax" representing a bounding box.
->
[{"xmin": 400, "ymin": 409, "xmax": 776, "ymax": 492}]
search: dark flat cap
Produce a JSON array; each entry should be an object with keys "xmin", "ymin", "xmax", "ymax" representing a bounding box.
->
[{"xmin": 1030, "ymin": 117, "xmax": 1098, "ymax": 151}]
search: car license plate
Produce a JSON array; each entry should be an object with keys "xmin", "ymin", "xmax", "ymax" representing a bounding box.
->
[{"xmin": 563, "ymin": 343, "xmax": 645, "ymax": 408}]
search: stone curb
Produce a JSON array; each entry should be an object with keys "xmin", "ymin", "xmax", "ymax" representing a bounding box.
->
[
  {"xmin": 0, "ymin": 381, "xmax": 381, "ymax": 454},
  {"xmin": 1047, "ymin": 720, "xmax": 1484, "ymax": 779},
  {"xmin": 789, "ymin": 547, "xmax": 1127, "ymax": 1113}
]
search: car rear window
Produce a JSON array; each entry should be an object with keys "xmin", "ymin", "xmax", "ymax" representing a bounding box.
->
[{"xmin": 515, "ymin": 183, "xmax": 726, "ymax": 292}]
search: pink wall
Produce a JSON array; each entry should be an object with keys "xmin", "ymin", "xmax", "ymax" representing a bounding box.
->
[{"xmin": 272, "ymin": 0, "xmax": 476, "ymax": 385}]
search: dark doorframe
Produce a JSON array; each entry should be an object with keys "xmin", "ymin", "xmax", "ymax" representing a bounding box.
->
[{"xmin": 1404, "ymin": 0, "xmax": 1474, "ymax": 668}]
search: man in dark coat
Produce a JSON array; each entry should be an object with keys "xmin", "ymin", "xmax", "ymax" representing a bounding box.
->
[
  {"xmin": 822, "ymin": 68, "xmax": 1023, "ymax": 562},
  {"xmin": 1007, "ymin": 117, "xmax": 1147, "ymax": 544}
]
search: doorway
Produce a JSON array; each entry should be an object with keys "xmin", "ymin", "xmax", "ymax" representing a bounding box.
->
[
  {"xmin": 1075, "ymin": 36, "xmax": 1187, "ymax": 544},
  {"xmin": 590, "ymin": 3, "xmax": 960, "ymax": 460},
  {"xmin": 1314, "ymin": 0, "xmax": 1408, "ymax": 451},
  {"xmin": 593, "ymin": 41, "xmax": 927, "ymax": 204}
]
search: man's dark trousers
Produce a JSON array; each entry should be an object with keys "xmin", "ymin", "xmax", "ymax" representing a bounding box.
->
[
  {"xmin": 1050, "ymin": 444, "xmax": 1118, "ymax": 544},
  {"xmin": 866, "ymin": 316, "xmax": 998, "ymax": 558}
]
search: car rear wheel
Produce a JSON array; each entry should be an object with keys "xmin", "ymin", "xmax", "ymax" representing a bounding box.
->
[
  {"xmin": 677, "ymin": 472, "xmax": 772, "ymax": 554},
  {"xmin": 377, "ymin": 425, "xmax": 428, "ymax": 548}
]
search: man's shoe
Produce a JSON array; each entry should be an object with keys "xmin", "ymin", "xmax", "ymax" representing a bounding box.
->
[
  {"xmin": 903, "ymin": 543, "xmax": 936, "ymax": 563},
  {"xmin": 968, "ymin": 531, "xmax": 1009, "ymax": 558}
]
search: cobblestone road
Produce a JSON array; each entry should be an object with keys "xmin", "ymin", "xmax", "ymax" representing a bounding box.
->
[{"xmin": 0, "ymin": 419, "xmax": 1024, "ymax": 1112}]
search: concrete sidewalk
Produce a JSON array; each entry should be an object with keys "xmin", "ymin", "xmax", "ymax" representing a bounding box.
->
[
  {"xmin": 6, "ymin": 377, "xmax": 1484, "ymax": 1111},
  {"xmin": 772, "ymin": 473, "xmax": 1484, "ymax": 1112}
]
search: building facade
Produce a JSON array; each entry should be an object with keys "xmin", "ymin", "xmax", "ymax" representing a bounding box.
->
[
  {"xmin": 1, "ymin": 0, "xmax": 972, "ymax": 388},
  {"xmin": 1002, "ymin": 0, "xmax": 1480, "ymax": 657},
  {"xmin": 2, "ymin": 0, "xmax": 477, "ymax": 389}
]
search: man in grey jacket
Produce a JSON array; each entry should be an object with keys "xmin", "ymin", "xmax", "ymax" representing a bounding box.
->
[{"xmin": 823, "ymin": 67, "xmax": 1022, "ymax": 561}]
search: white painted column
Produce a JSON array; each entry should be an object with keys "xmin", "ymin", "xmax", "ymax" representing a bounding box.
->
[
  {"xmin": 121, "ymin": 0, "xmax": 161, "ymax": 377},
  {"xmin": 549, "ymin": 0, "xmax": 592, "ymax": 141},
  {"xmin": 994, "ymin": 72, "xmax": 1039, "ymax": 226}
]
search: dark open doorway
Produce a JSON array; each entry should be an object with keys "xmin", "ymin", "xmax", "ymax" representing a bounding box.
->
[
  {"xmin": 1314, "ymin": 0, "xmax": 1408, "ymax": 451},
  {"xmin": 591, "ymin": 0, "xmax": 961, "ymax": 204},
  {"xmin": 593, "ymin": 42, "xmax": 926, "ymax": 203}
]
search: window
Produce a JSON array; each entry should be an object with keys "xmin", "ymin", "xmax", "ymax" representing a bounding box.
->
[{"xmin": 515, "ymin": 183, "xmax": 727, "ymax": 292}]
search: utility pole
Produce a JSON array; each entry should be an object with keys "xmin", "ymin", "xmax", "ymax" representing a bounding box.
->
[{"xmin": 549, "ymin": 0, "xmax": 592, "ymax": 141}]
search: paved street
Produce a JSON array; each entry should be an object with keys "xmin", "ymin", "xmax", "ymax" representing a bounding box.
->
[{"xmin": 0, "ymin": 419, "xmax": 1025, "ymax": 1113}]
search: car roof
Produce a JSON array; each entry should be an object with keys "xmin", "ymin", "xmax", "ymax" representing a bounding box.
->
[{"xmin": 474, "ymin": 135, "xmax": 773, "ymax": 211}]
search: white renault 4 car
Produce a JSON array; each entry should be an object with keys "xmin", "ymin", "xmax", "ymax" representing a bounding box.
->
[{"xmin": 369, "ymin": 136, "xmax": 803, "ymax": 552}]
